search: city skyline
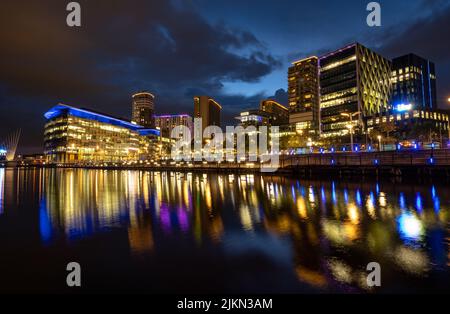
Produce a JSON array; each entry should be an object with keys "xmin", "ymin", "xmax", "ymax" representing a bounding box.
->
[
  {"xmin": 1, "ymin": 1, "xmax": 450, "ymax": 298},
  {"xmin": 1, "ymin": 0, "xmax": 450, "ymax": 153}
]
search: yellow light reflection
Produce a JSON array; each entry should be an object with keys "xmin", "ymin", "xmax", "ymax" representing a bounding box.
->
[
  {"xmin": 239, "ymin": 205, "xmax": 253, "ymax": 231},
  {"xmin": 394, "ymin": 246, "xmax": 429, "ymax": 275},
  {"xmin": 0, "ymin": 168, "xmax": 4, "ymax": 215},
  {"xmin": 297, "ymin": 198, "xmax": 308, "ymax": 219},
  {"xmin": 347, "ymin": 203, "xmax": 360, "ymax": 224},
  {"xmin": 295, "ymin": 266, "xmax": 327, "ymax": 288}
]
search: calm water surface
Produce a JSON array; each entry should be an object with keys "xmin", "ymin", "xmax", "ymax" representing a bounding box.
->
[{"xmin": 0, "ymin": 168, "xmax": 448, "ymax": 293}]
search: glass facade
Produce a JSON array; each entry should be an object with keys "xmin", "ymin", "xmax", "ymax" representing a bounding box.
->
[
  {"xmin": 366, "ymin": 110, "xmax": 449, "ymax": 132},
  {"xmin": 44, "ymin": 104, "xmax": 160, "ymax": 164},
  {"xmin": 236, "ymin": 109, "xmax": 270, "ymax": 127},
  {"xmin": 288, "ymin": 56, "xmax": 320, "ymax": 133},
  {"xmin": 319, "ymin": 43, "xmax": 391, "ymax": 137},
  {"xmin": 391, "ymin": 54, "xmax": 437, "ymax": 111}
]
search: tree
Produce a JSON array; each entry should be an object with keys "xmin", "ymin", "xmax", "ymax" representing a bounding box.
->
[
  {"xmin": 378, "ymin": 121, "xmax": 397, "ymax": 142},
  {"xmin": 406, "ymin": 121, "xmax": 439, "ymax": 143},
  {"xmin": 368, "ymin": 128, "xmax": 382, "ymax": 142}
]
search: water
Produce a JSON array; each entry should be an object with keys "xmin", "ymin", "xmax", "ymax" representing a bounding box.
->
[{"xmin": 0, "ymin": 167, "xmax": 448, "ymax": 293}]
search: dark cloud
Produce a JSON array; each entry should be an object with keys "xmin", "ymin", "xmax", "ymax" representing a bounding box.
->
[
  {"xmin": 378, "ymin": 3, "xmax": 450, "ymax": 107},
  {"xmin": 1, "ymin": 0, "xmax": 450, "ymax": 153},
  {"xmin": 0, "ymin": 0, "xmax": 280, "ymax": 152},
  {"xmin": 379, "ymin": 4, "xmax": 450, "ymax": 62}
]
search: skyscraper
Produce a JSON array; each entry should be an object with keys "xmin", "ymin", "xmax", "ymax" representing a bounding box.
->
[
  {"xmin": 319, "ymin": 43, "xmax": 391, "ymax": 137},
  {"xmin": 193, "ymin": 96, "xmax": 222, "ymax": 133},
  {"xmin": 132, "ymin": 91, "xmax": 155, "ymax": 128},
  {"xmin": 391, "ymin": 53, "xmax": 437, "ymax": 111},
  {"xmin": 288, "ymin": 56, "xmax": 320, "ymax": 134},
  {"xmin": 367, "ymin": 54, "xmax": 446, "ymax": 136}
]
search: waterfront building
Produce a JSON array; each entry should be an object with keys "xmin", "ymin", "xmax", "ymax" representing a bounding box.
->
[
  {"xmin": 193, "ymin": 96, "xmax": 222, "ymax": 133},
  {"xmin": 288, "ymin": 56, "xmax": 320, "ymax": 135},
  {"xmin": 319, "ymin": 43, "xmax": 392, "ymax": 138},
  {"xmin": 366, "ymin": 109, "xmax": 449, "ymax": 138},
  {"xmin": 18, "ymin": 154, "xmax": 46, "ymax": 166},
  {"xmin": 132, "ymin": 91, "xmax": 155, "ymax": 128},
  {"xmin": 155, "ymin": 114, "xmax": 193, "ymax": 138},
  {"xmin": 259, "ymin": 99, "xmax": 289, "ymax": 126},
  {"xmin": 391, "ymin": 53, "xmax": 437, "ymax": 111},
  {"xmin": 44, "ymin": 104, "xmax": 160, "ymax": 163},
  {"xmin": 236, "ymin": 109, "xmax": 270, "ymax": 127}
]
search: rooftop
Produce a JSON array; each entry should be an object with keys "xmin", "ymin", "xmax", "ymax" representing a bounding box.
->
[{"xmin": 44, "ymin": 103, "xmax": 160, "ymax": 136}]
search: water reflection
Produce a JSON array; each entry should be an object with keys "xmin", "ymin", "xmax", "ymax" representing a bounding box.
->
[
  {"xmin": 0, "ymin": 168, "xmax": 4, "ymax": 215},
  {"xmin": 0, "ymin": 168, "xmax": 449, "ymax": 292}
]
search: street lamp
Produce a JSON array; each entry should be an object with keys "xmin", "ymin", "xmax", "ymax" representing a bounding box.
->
[
  {"xmin": 341, "ymin": 111, "xmax": 361, "ymax": 152},
  {"xmin": 377, "ymin": 135, "xmax": 382, "ymax": 152},
  {"xmin": 346, "ymin": 124, "xmax": 354, "ymax": 151}
]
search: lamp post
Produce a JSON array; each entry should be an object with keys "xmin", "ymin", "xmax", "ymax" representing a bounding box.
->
[
  {"xmin": 307, "ymin": 138, "xmax": 313, "ymax": 153},
  {"xmin": 341, "ymin": 112, "xmax": 361, "ymax": 152},
  {"xmin": 346, "ymin": 124, "xmax": 354, "ymax": 152},
  {"xmin": 377, "ymin": 135, "xmax": 382, "ymax": 152}
]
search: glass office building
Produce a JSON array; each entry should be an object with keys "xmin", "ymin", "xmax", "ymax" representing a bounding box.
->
[
  {"xmin": 391, "ymin": 53, "xmax": 437, "ymax": 111},
  {"xmin": 44, "ymin": 104, "xmax": 160, "ymax": 163},
  {"xmin": 319, "ymin": 43, "xmax": 392, "ymax": 137}
]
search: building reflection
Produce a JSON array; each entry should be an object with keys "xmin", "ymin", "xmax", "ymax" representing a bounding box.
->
[
  {"xmin": 37, "ymin": 169, "xmax": 228, "ymax": 252},
  {"xmin": 1, "ymin": 168, "xmax": 447, "ymax": 291},
  {"xmin": 0, "ymin": 168, "xmax": 4, "ymax": 215},
  {"xmin": 258, "ymin": 178, "xmax": 448, "ymax": 291}
]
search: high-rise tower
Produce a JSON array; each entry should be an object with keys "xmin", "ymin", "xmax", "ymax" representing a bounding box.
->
[{"xmin": 132, "ymin": 91, "xmax": 155, "ymax": 128}]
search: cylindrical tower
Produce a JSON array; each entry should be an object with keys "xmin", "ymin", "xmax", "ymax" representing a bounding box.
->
[{"xmin": 132, "ymin": 92, "xmax": 155, "ymax": 128}]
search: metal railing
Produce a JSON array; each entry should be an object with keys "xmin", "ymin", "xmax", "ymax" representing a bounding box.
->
[{"xmin": 280, "ymin": 149, "xmax": 450, "ymax": 167}]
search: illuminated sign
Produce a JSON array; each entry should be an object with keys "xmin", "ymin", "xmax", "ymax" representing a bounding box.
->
[{"xmin": 395, "ymin": 103, "xmax": 412, "ymax": 112}]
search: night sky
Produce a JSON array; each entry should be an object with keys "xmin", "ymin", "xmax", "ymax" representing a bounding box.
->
[{"xmin": 1, "ymin": 0, "xmax": 450, "ymax": 153}]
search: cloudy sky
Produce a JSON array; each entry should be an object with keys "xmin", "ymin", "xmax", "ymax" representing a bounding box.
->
[{"xmin": 1, "ymin": 0, "xmax": 450, "ymax": 152}]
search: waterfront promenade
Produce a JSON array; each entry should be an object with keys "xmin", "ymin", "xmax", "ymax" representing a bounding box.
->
[{"xmin": 3, "ymin": 148, "xmax": 450, "ymax": 177}]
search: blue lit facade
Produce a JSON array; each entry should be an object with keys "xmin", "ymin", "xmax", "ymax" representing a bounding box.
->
[
  {"xmin": 236, "ymin": 109, "xmax": 270, "ymax": 127},
  {"xmin": 391, "ymin": 54, "xmax": 437, "ymax": 111},
  {"xmin": 366, "ymin": 109, "xmax": 449, "ymax": 135},
  {"xmin": 364, "ymin": 53, "xmax": 448, "ymax": 139},
  {"xmin": 44, "ymin": 104, "xmax": 160, "ymax": 163}
]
